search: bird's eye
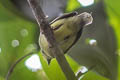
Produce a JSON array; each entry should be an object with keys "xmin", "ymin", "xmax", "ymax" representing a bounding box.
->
[{"xmin": 64, "ymin": 35, "xmax": 70, "ymax": 40}]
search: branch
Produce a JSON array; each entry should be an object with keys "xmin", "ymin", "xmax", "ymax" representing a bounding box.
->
[{"xmin": 27, "ymin": 0, "xmax": 77, "ymax": 80}]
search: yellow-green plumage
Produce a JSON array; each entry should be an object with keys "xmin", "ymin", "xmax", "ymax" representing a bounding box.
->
[{"xmin": 39, "ymin": 12, "xmax": 93, "ymax": 64}]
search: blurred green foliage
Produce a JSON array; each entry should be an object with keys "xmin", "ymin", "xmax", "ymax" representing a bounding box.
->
[
  {"xmin": 104, "ymin": 0, "xmax": 120, "ymax": 80},
  {"xmin": 39, "ymin": 53, "xmax": 80, "ymax": 80},
  {"xmin": 0, "ymin": 0, "xmax": 120, "ymax": 80},
  {"xmin": 66, "ymin": 0, "xmax": 80, "ymax": 12},
  {"xmin": 0, "ymin": 1, "xmax": 40, "ymax": 80}
]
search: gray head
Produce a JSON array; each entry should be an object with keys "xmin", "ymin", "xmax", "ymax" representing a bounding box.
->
[{"xmin": 78, "ymin": 12, "xmax": 93, "ymax": 26}]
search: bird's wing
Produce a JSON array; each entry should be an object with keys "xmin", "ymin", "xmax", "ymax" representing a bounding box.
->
[
  {"xmin": 50, "ymin": 11, "xmax": 78, "ymax": 25},
  {"xmin": 64, "ymin": 27, "xmax": 83, "ymax": 53}
]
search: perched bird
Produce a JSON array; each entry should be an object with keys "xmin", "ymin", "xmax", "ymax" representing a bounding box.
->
[{"xmin": 39, "ymin": 11, "xmax": 93, "ymax": 64}]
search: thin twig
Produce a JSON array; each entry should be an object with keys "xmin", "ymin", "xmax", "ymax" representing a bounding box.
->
[
  {"xmin": 5, "ymin": 51, "xmax": 37, "ymax": 80},
  {"xmin": 27, "ymin": 0, "xmax": 77, "ymax": 80}
]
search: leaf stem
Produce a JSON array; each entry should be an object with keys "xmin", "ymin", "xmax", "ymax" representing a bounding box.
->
[{"xmin": 5, "ymin": 51, "xmax": 35, "ymax": 80}]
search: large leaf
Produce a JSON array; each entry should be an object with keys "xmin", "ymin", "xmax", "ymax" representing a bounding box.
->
[
  {"xmin": 39, "ymin": 52, "xmax": 80, "ymax": 80},
  {"xmin": 81, "ymin": 71, "xmax": 108, "ymax": 80},
  {"xmin": 104, "ymin": 0, "xmax": 120, "ymax": 80},
  {"xmin": 0, "ymin": 2, "xmax": 42, "ymax": 80}
]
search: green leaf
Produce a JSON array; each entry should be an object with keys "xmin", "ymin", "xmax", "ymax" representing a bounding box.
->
[
  {"xmin": 39, "ymin": 52, "xmax": 80, "ymax": 80},
  {"xmin": 81, "ymin": 71, "xmax": 109, "ymax": 80},
  {"xmin": 66, "ymin": 0, "xmax": 81, "ymax": 12},
  {"xmin": 0, "ymin": 0, "xmax": 24, "ymax": 18},
  {"xmin": 0, "ymin": 76, "xmax": 5, "ymax": 80},
  {"xmin": 104, "ymin": 0, "xmax": 120, "ymax": 80},
  {"xmin": 0, "ymin": 2, "xmax": 41, "ymax": 80}
]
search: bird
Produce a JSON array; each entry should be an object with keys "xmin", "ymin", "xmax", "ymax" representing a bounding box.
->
[{"xmin": 39, "ymin": 11, "xmax": 93, "ymax": 64}]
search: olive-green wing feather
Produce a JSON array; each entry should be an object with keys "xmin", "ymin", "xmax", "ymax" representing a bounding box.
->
[
  {"xmin": 64, "ymin": 27, "xmax": 83, "ymax": 53},
  {"xmin": 50, "ymin": 11, "xmax": 78, "ymax": 25},
  {"xmin": 64, "ymin": 20, "xmax": 86, "ymax": 53}
]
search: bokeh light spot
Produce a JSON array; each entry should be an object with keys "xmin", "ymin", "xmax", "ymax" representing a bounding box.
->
[
  {"xmin": 0, "ymin": 48, "xmax": 1, "ymax": 53},
  {"xmin": 20, "ymin": 29, "xmax": 28, "ymax": 37},
  {"xmin": 11, "ymin": 40, "xmax": 20, "ymax": 47},
  {"xmin": 25, "ymin": 54, "xmax": 42, "ymax": 72},
  {"xmin": 78, "ymin": 0, "xmax": 94, "ymax": 7}
]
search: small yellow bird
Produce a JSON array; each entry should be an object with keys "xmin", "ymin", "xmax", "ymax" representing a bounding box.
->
[{"xmin": 39, "ymin": 12, "xmax": 93, "ymax": 64}]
